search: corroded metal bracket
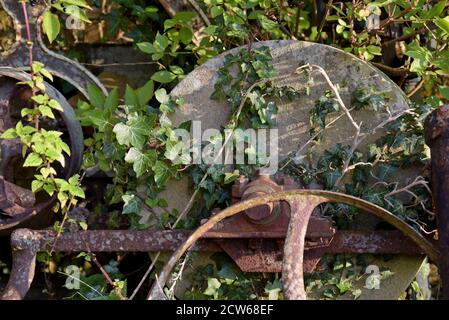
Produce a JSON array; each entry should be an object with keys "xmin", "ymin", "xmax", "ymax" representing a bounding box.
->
[
  {"xmin": 147, "ymin": 190, "xmax": 439, "ymax": 300},
  {"xmin": 0, "ymin": 0, "xmax": 107, "ymax": 97}
]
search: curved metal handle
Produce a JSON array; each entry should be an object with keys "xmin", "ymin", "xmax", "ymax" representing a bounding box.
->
[{"xmin": 147, "ymin": 190, "xmax": 439, "ymax": 300}]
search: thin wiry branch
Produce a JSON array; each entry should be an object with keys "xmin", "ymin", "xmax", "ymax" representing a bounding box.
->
[
  {"xmin": 385, "ymin": 175, "xmax": 431, "ymax": 198},
  {"xmin": 296, "ymin": 64, "xmax": 360, "ymax": 131},
  {"xmin": 129, "ymin": 252, "xmax": 161, "ymax": 300},
  {"xmin": 165, "ymin": 252, "xmax": 190, "ymax": 300}
]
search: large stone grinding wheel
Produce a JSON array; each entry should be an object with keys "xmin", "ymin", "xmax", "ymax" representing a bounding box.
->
[
  {"xmin": 0, "ymin": 68, "xmax": 83, "ymax": 233},
  {"xmin": 157, "ymin": 41, "xmax": 429, "ymax": 299}
]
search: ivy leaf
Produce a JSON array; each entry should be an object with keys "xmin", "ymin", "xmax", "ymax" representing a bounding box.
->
[
  {"xmin": 258, "ymin": 101, "xmax": 277, "ymax": 126},
  {"xmin": 113, "ymin": 115, "xmax": 151, "ymax": 149},
  {"xmin": 264, "ymin": 279, "xmax": 282, "ymax": 300},
  {"xmin": 323, "ymin": 170, "xmax": 341, "ymax": 189},
  {"xmin": 406, "ymin": 42, "xmax": 432, "ymax": 73},
  {"xmin": 122, "ymin": 193, "xmax": 142, "ymax": 214},
  {"xmin": 23, "ymin": 153, "xmax": 43, "ymax": 167},
  {"xmin": 224, "ymin": 170, "xmax": 239, "ymax": 184},
  {"xmin": 155, "ymin": 88, "xmax": 170, "ymax": 104},
  {"xmin": 164, "ymin": 140, "xmax": 190, "ymax": 163},
  {"xmin": 153, "ymin": 160, "xmax": 176, "ymax": 186},
  {"xmin": 363, "ymin": 193, "xmax": 385, "ymax": 207},
  {"xmin": 204, "ymin": 278, "xmax": 221, "ymax": 298},
  {"xmin": 90, "ymin": 110, "xmax": 110, "ymax": 131},
  {"xmin": 151, "ymin": 71, "xmax": 176, "ymax": 83},
  {"xmin": 125, "ymin": 148, "xmax": 157, "ymax": 177},
  {"xmin": 377, "ymin": 164, "xmax": 397, "ymax": 181},
  {"xmin": 217, "ymin": 263, "xmax": 237, "ymax": 283},
  {"xmin": 43, "ymin": 11, "xmax": 60, "ymax": 43}
]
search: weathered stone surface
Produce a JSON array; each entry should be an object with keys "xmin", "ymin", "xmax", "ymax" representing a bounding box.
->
[
  {"xmin": 159, "ymin": 41, "xmax": 424, "ymax": 299},
  {"xmin": 339, "ymin": 255, "xmax": 426, "ymax": 300},
  {"xmin": 169, "ymin": 40, "xmax": 408, "ymax": 160}
]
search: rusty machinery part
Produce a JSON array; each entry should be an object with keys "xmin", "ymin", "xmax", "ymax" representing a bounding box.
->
[
  {"xmin": 233, "ymin": 173, "xmax": 299, "ymax": 225},
  {"xmin": 0, "ymin": 67, "xmax": 83, "ymax": 231},
  {"xmin": 239, "ymin": 174, "xmax": 282, "ymax": 224},
  {"xmin": 147, "ymin": 190, "xmax": 439, "ymax": 300},
  {"xmin": 425, "ymin": 104, "xmax": 449, "ymax": 299},
  {"xmin": 0, "ymin": 0, "xmax": 107, "ymax": 97},
  {"xmin": 0, "ymin": 223, "xmax": 429, "ymax": 300}
]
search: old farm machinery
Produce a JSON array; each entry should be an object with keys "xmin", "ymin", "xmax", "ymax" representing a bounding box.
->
[{"xmin": 0, "ymin": 0, "xmax": 448, "ymax": 300}]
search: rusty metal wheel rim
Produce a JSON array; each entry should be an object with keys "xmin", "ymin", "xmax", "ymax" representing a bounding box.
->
[{"xmin": 147, "ymin": 189, "xmax": 439, "ymax": 300}]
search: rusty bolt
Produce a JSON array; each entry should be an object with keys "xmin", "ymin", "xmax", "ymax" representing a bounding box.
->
[{"xmin": 241, "ymin": 174, "xmax": 282, "ymax": 224}]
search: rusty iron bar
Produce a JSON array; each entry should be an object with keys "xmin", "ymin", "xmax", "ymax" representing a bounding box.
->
[
  {"xmin": 0, "ymin": 0, "xmax": 107, "ymax": 97},
  {"xmin": 425, "ymin": 104, "xmax": 449, "ymax": 299},
  {"xmin": 147, "ymin": 190, "xmax": 439, "ymax": 300},
  {"xmin": 1, "ymin": 228, "xmax": 220, "ymax": 300},
  {"xmin": 217, "ymin": 230, "xmax": 425, "ymax": 273},
  {"xmin": 1, "ymin": 224, "xmax": 429, "ymax": 299}
]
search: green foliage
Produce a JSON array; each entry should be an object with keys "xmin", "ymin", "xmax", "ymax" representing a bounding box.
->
[
  {"xmin": 0, "ymin": 62, "xmax": 84, "ymax": 220},
  {"xmin": 77, "ymin": 81, "xmax": 185, "ymax": 228},
  {"xmin": 42, "ymin": 0, "xmax": 91, "ymax": 44},
  {"xmin": 43, "ymin": 11, "xmax": 60, "ymax": 44},
  {"xmin": 282, "ymin": 87, "xmax": 432, "ymax": 230},
  {"xmin": 183, "ymin": 253, "xmax": 277, "ymax": 300},
  {"xmin": 25, "ymin": 0, "xmax": 448, "ymax": 300},
  {"xmin": 66, "ymin": 259, "xmax": 127, "ymax": 300},
  {"xmin": 305, "ymin": 254, "xmax": 393, "ymax": 300}
]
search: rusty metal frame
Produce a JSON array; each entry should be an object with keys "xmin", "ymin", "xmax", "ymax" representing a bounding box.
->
[
  {"xmin": 0, "ymin": 190, "xmax": 438, "ymax": 300},
  {"xmin": 146, "ymin": 190, "xmax": 439, "ymax": 300},
  {"xmin": 425, "ymin": 104, "xmax": 449, "ymax": 299},
  {"xmin": 0, "ymin": 0, "xmax": 443, "ymax": 300}
]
